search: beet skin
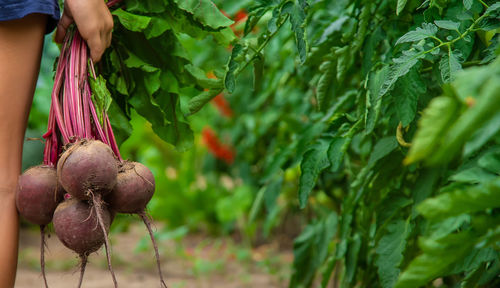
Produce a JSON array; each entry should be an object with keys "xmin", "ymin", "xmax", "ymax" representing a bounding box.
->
[
  {"xmin": 57, "ymin": 140, "xmax": 118, "ymax": 200},
  {"xmin": 53, "ymin": 199, "xmax": 111, "ymax": 255},
  {"xmin": 108, "ymin": 161, "xmax": 155, "ymax": 213},
  {"xmin": 16, "ymin": 165, "xmax": 64, "ymax": 225}
]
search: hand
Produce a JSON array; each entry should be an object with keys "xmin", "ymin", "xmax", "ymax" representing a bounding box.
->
[{"xmin": 55, "ymin": 0, "xmax": 113, "ymax": 62}]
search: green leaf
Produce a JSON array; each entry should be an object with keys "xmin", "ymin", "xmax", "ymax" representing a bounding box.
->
[
  {"xmin": 89, "ymin": 75, "xmax": 113, "ymax": 126},
  {"xmin": 249, "ymin": 186, "xmax": 266, "ymax": 223},
  {"xmin": 298, "ymin": 139, "xmax": 331, "ymax": 209},
  {"xmin": 144, "ymin": 70, "xmax": 161, "ymax": 95},
  {"xmin": 327, "ymin": 137, "xmax": 348, "ymax": 172},
  {"xmin": 108, "ymin": 101, "xmax": 132, "ymax": 145},
  {"xmin": 321, "ymin": 255, "xmax": 337, "ymax": 288},
  {"xmin": 377, "ymin": 196, "xmax": 413, "ymax": 227},
  {"xmin": 394, "ymin": 67, "xmax": 426, "ymax": 126},
  {"xmin": 336, "ymin": 46, "xmax": 351, "ymax": 82},
  {"xmin": 123, "ymin": 52, "xmax": 158, "ymax": 72},
  {"xmin": 151, "ymin": 113, "xmax": 194, "ymax": 152},
  {"xmin": 375, "ymin": 219, "xmax": 413, "ymax": 288},
  {"xmin": 418, "ymin": 179, "xmax": 500, "ymax": 220},
  {"xmin": 369, "ymin": 137, "xmax": 399, "ymax": 165},
  {"xmin": 380, "ymin": 50, "xmax": 424, "ymax": 97},
  {"xmin": 264, "ymin": 176, "xmax": 283, "ymax": 211},
  {"xmin": 464, "ymin": 114, "xmax": 500, "ymax": 157},
  {"xmin": 396, "ymin": 0, "xmax": 408, "ymax": 15},
  {"xmin": 451, "ymin": 63, "xmax": 499, "ymax": 102},
  {"xmin": 283, "ymin": 0, "xmax": 308, "ymax": 64},
  {"xmin": 184, "ymin": 64, "xmax": 223, "ymax": 89},
  {"xmin": 485, "ymin": 3, "xmax": 500, "ymax": 16},
  {"xmin": 268, "ymin": 7, "xmax": 280, "ymax": 33},
  {"xmin": 144, "ymin": 16, "xmax": 171, "ymax": 39},
  {"xmin": 395, "ymin": 23, "xmax": 438, "ymax": 45},
  {"xmin": 431, "ymin": 77, "xmax": 500, "ymax": 164},
  {"xmin": 123, "ymin": 0, "xmax": 165, "ymax": 13},
  {"xmin": 434, "ymin": 20, "xmax": 460, "ymax": 30},
  {"xmin": 463, "ymin": 0, "xmax": 473, "ymax": 10},
  {"xmin": 316, "ymin": 58, "xmax": 335, "ymax": 111},
  {"xmin": 172, "ymin": 0, "xmax": 234, "ymax": 29},
  {"xmin": 449, "ymin": 247, "xmax": 498, "ymax": 275},
  {"xmin": 404, "ymin": 96, "xmax": 458, "ymax": 164},
  {"xmin": 164, "ymin": 8, "xmax": 236, "ymax": 46},
  {"xmin": 395, "ymin": 232, "xmax": 474, "ymax": 288},
  {"xmin": 366, "ymin": 67, "xmax": 389, "ymax": 133},
  {"xmin": 129, "ymin": 80, "xmax": 167, "ymax": 128},
  {"xmin": 224, "ymin": 44, "xmax": 243, "ymax": 93},
  {"xmin": 187, "ymin": 89, "xmax": 222, "ymax": 115},
  {"xmin": 477, "ymin": 17, "xmax": 500, "ymax": 31},
  {"xmin": 129, "ymin": 69, "xmax": 170, "ymax": 127},
  {"xmin": 112, "ymin": 9, "xmax": 152, "ymax": 32},
  {"xmin": 478, "ymin": 149, "xmax": 500, "ymax": 174},
  {"xmin": 290, "ymin": 212, "xmax": 338, "ymax": 288},
  {"xmin": 449, "ymin": 167, "xmax": 496, "ymax": 183},
  {"xmin": 343, "ymin": 233, "xmax": 362, "ymax": 284},
  {"xmin": 316, "ymin": 16, "xmax": 349, "ymax": 45},
  {"xmin": 480, "ymin": 36, "xmax": 500, "ymax": 64},
  {"xmin": 439, "ymin": 50, "xmax": 462, "ymax": 83},
  {"xmin": 244, "ymin": 5, "xmax": 270, "ymax": 37}
]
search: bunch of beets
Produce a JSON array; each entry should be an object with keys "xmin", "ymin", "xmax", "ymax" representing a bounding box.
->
[{"xmin": 15, "ymin": 7, "xmax": 166, "ymax": 288}]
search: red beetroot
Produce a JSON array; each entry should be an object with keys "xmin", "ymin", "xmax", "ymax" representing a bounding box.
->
[
  {"xmin": 107, "ymin": 161, "xmax": 154, "ymax": 213},
  {"xmin": 16, "ymin": 165, "xmax": 64, "ymax": 287},
  {"xmin": 16, "ymin": 165, "xmax": 64, "ymax": 225},
  {"xmin": 57, "ymin": 139, "xmax": 118, "ymax": 200},
  {"xmin": 53, "ymin": 199, "xmax": 111, "ymax": 288},
  {"xmin": 57, "ymin": 139, "xmax": 119, "ymax": 287},
  {"xmin": 108, "ymin": 161, "xmax": 166, "ymax": 287},
  {"xmin": 53, "ymin": 199, "xmax": 110, "ymax": 254}
]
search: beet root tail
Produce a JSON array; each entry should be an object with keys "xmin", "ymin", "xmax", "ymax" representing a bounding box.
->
[
  {"xmin": 40, "ymin": 225, "xmax": 49, "ymax": 288},
  {"xmin": 139, "ymin": 211, "xmax": 167, "ymax": 288},
  {"xmin": 77, "ymin": 254, "xmax": 87, "ymax": 288},
  {"xmin": 92, "ymin": 192, "xmax": 118, "ymax": 288}
]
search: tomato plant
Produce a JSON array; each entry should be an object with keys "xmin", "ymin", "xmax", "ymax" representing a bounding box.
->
[{"xmin": 190, "ymin": 0, "xmax": 500, "ymax": 287}]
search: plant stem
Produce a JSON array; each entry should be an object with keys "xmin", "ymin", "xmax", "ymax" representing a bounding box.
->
[
  {"xmin": 234, "ymin": 15, "xmax": 289, "ymax": 78},
  {"xmin": 478, "ymin": 0, "xmax": 489, "ymax": 8}
]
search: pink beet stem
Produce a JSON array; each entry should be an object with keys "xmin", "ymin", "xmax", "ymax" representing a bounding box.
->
[
  {"xmin": 106, "ymin": 0, "xmax": 123, "ymax": 7},
  {"xmin": 81, "ymin": 43, "xmax": 92, "ymax": 138},
  {"xmin": 105, "ymin": 115, "xmax": 122, "ymax": 161},
  {"xmin": 44, "ymin": 22, "xmax": 124, "ymax": 167},
  {"xmin": 50, "ymin": 46, "xmax": 70, "ymax": 143},
  {"xmin": 73, "ymin": 33, "xmax": 84, "ymax": 137},
  {"xmin": 83, "ymin": 81, "xmax": 92, "ymax": 138}
]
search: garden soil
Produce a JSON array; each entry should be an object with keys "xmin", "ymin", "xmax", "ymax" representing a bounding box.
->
[{"xmin": 16, "ymin": 223, "xmax": 291, "ymax": 288}]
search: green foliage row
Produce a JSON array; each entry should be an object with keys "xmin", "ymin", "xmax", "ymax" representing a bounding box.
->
[{"xmin": 198, "ymin": 0, "xmax": 500, "ymax": 287}]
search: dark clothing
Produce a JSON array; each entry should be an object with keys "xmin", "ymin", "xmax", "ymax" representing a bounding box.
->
[{"xmin": 0, "ymin": 0, "xmax": 60, "ymax": 34}]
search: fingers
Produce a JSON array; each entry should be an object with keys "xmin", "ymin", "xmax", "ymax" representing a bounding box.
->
[
  {"xmin": 87, "ymin": 22, "xmax": 113, "ymax": 62},
  {"xmin": 87, "ymin": 36, "xmax": 105, "ymax": 63},
  {"xmin": 54, "ymin": 13, "xmax": 73, "ymax": 43},
  {"xmin": 104, "ymin": 27, "xmax": 112, "ymax": 49},
  {"xmin": 80, "ymin": 9, "xmax": 113, "ymax": 62}
]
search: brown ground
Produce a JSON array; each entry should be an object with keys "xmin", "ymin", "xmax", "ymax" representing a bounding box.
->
[{"xmin": 16, "ymin": 223, "xmax": 292, "ymax": 288}]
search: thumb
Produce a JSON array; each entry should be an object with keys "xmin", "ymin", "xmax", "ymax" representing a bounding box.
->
[{"xmin": 55, "ymin": 12, "xmax": 73, "ymax": 43}]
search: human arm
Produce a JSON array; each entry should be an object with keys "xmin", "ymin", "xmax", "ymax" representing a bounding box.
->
[{"xmin": 0, "ymin": 13, "xmax": 47, "ymax": 287}]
